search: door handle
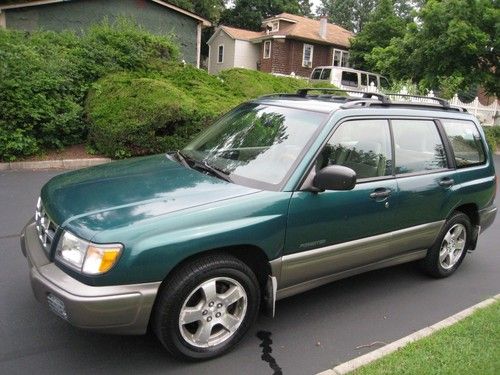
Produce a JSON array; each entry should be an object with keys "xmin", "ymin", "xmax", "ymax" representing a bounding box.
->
[
  {"xmin": 370, "ymin": 188, "xmax": 392, "ymax": 200},
  {"xmin": 439, "ymin": 177, "xmax": 454, "ymax": 187}
]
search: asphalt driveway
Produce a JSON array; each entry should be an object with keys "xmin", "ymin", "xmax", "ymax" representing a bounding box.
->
[{"xmin": 1, "ymin": 157, "xmax": 499, "ymax": 375}]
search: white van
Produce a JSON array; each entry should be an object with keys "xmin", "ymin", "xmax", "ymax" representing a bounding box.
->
[{"xmin": 310, "ymin": 66, "xmax": 390, "ymax": 90}]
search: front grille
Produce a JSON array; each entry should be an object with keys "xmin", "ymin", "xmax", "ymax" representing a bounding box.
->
[{"xmin": 35, "ymin": 197, "xmax": 58, "ymax": 253}]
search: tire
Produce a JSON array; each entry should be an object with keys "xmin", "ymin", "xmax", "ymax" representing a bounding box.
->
[
  {"xmin": 421, "ymin": 212, "xmax": 471, "ymax": 278},
  {"xmin": 152, "ymin": 254, "xmax": 260, "ymax": 361}
]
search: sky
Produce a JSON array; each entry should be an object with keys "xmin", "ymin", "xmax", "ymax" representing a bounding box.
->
[{"xmin": 310, "ymin": 0, "xmax": 322, "ymax": 14}]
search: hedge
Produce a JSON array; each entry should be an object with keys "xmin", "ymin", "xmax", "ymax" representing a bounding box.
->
[
  {"xmin": 482, "ymin": 126, "xmax": 500, "ymax": 153},
  {"xmin": 86, "ymin": 65, "xmax": 333, "ymax": 158},
  {"xmin": 0, "ymin": 19, "xmax": 178, "ymax": 161}
]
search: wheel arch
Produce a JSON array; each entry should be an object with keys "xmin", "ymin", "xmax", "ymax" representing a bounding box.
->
[
  {"xmin": 449, "ymin": 203, "xmax": 480, "ymax": 250},
  {"xmin": 452, "ymin": 203, "xmax": 479, "ymax": 226},
  {"xmin": 148, "ymin": 245, "xmax": 272, "ymax": 330}
]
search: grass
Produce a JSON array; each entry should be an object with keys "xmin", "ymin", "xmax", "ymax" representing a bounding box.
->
[{"xmin": 353, "ymin": 300, "xmax": 500, "ymax": 375}]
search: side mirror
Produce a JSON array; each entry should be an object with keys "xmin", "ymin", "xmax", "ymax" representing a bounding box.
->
[{"xmin": 313, "ymin": 165, "xmax": 356, "ymax": 191}]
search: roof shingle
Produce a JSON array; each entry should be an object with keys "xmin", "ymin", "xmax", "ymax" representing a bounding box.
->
[
  {"xmin": 262, "ymin": 13, "xmax": 354, "ymax": 47},
  {"xmin": 220, "ymin": 26, "xmax": 264, "ymax": 41}
]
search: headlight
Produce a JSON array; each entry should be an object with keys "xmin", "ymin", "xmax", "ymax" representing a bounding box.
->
[{"xmin": 55, "ymin": 231, "xmax": 122, "ymax": 275}]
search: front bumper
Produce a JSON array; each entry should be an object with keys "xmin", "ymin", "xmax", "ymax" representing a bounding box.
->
[{"xmin": 21, "ymin": 220, "xmax": 160, "ymax": 335}]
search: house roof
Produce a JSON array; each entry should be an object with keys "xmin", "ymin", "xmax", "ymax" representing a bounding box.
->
[
  {"xmin": 210, "ymin": 13, "xmax": 353, "ymax": 48},
  {"xmin": 0, "ymin": 0, "xmax": 211, "ymax": 26},
  {"xmin": 261, "ymin": 13, "xmax": 353, "ymax": 47},
  {"xmin": 206, "ymin": 25, "xmax": 264, "ymax": 45},
  {"xmin": 219, "ymin": 26, "xmax": 264, "ymax": 41}
]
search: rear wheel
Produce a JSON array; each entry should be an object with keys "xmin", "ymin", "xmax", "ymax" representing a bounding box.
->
[
  {"xmin": 153, "ymin": 254, "xmax": 260, "ymax": 360},
  {"xmin": 421, "ymin": 212, "xmax": 471, "ymax": 278}
]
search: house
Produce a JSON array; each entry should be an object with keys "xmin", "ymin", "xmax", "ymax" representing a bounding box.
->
[
  {"xmin": 0, "ymin": 0, "xmax": 211, "ymax": 67},
  {"xmin": 207, "ymin": 13, "xmax": 353, "ymax": 77},
  {"xmin": 207, "ymin": 25, "xmax": 263, "ymax": 75}
]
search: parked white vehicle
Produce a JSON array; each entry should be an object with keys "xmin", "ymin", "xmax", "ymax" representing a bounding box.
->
[{"xmin": 309, "ymin": 66, "xmax": 390, "ymax": 91}]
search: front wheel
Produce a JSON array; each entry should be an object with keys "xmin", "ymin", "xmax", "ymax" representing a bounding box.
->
[
  {"xmin": 153, "ymin": 254, "xmax": 260, "ymax": 360},
  {"xmin": 421, "ymin": 212, "xmax": 471, "ymax": 278}
]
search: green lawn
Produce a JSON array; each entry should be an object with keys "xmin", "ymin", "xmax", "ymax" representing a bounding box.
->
[{"xmin": 353, "ymin": 300, "xmax": 500, "ymax": 375}]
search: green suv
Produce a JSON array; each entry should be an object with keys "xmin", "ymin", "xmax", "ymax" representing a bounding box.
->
[{"xmin": 21, "ymin": 89, "xmax": 497, "ymax": 360}]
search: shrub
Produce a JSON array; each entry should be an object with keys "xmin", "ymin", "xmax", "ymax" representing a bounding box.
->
[
  {"xmin": 87, "ymin": 73, "xmax": 198, "ymax": 158},
  {"xmin": 86, "ymin": 67, "xmax": 336, "ymax": 158},
  {"xmin": 219, "ymin": 69, "xmax": 310, "ymax": 99},
  {"xmin": 0, "ymin": 19, "xmax": 178, "ymax": 161},
  {"xmin": 482, "ymin": 126, "xmax": 500, "ymax": 153}
]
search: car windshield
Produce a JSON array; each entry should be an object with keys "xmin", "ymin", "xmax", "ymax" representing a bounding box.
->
[{"xmin": 183, "ymin": 103, "xmax": 327, "ymax": 189}]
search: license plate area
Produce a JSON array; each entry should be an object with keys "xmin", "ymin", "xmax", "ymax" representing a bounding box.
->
[{"xmin": 47, "ymin": 293, "xmax": 68, "ymax": 321}]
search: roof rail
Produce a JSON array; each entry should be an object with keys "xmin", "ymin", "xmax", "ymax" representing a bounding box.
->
[
  {"xmin": 261, "ymin": 88, "xmax": 462, "ymax": 112},
  {"xmin": 296, "ymin": 88, "xmax": 391, "ymax": 104},
  {"xmin": 386, "ymin": 93, "xmax": 450, "ymax": 108}
]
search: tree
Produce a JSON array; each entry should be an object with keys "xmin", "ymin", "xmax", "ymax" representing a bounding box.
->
[
  {"xmin": 220, "ymin": 0, "xmax": 311, "ymax": 31},
  {"xmin": 193, "ymin": 0, "xmax": 226, "ymax": 24},
  {"xmin": 168, "ymin": 0, "xmax": 225, "ymax": 23},
  {"xmin": 318, "ymin": 0, "xmax": 378, "ymax": 32},
  {"xmin": 349, "ymin": 0, "xmax": 408, "ymax": 70},
  {"xmin": 369, "ymin": 0, "xmax": 499, "ymax": 96},
  {"xmin": 298, "ymin": 0, "xmax": 314, "ymax": 17}
]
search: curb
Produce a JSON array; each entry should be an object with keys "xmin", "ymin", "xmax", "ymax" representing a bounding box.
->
[
  {"xmin": 0, "ymin": 158, "xmax": 111, "ymax": 171},
  {"xmin": 317, "ymin": 294, "xmax": 500, "ymax": 375}
]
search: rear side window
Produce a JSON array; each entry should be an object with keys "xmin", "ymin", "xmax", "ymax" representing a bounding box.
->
[
  {"xmin": 318, "ymin": 119, "xmax": 393, "ymax": 179},
  {"xmin": 341, "ymin": 71, "xmax": 358, "ymax": 87},
  {"xmin": 442, "ymin": 120, "xmax": 486, "ymax": 168},
  {"xmin": 392, "ymin": 120, "xmax": 447, "ymax": 174},
  {"xmin": 360, "ymin": 73, "xmax": 368, "ymax": 86},
  {"xmin": 311, "ymin": 68, "xmax": 322, "ymax": 79},
  {"xmin": 320, "ymin": 68, "xmax": 331, "ymax": 80}
]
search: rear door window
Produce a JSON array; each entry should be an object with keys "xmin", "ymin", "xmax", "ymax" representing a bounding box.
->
[
  {"xmin": 320, "ymin": 68, "xmax": 331, "ymax": 80},
  {"xmin": 442, "ymin": 120, "xmax": 486, "ymax": 167},
  {"xmin": 311, "ymin": 68, "xmax": 322, "ymax": 79},
  {"xmin": 360, "ymin": 73, "xmax": 368, "ymax": 86},
  {"xmin": 341, "ymin": 71, "xmax": 358, "ymax": 87},
  {"xmin": 392, "ymin": 120, "xmax": 448, "ymax": 174}
]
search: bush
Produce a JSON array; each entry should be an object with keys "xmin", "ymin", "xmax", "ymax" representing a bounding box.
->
[
  {"xmin": 87, "ymin": 73, "xmax": 198, "ymax": 158},
  {"xmin": 219, "ymin": 69, "xmax": 311, "ymax": 99},
  {"xmin": 0, "ymin": 19, "xmax": 178, "ymax": 161},
  {"xmin": 86, "ymin": 66, "xmax": 335, "ymax": 158},
  {"xmin": 482, "ymin": 126, "xmax": 500, "ymax": 153}
]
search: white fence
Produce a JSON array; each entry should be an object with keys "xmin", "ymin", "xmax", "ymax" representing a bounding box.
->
[
  {"xmin": 449, "ymin": 95, "xmax": 499, "ymax": 126},
  {"xmin": 339, "ymin": 83, "xmax": 499, "ymax": 125}
]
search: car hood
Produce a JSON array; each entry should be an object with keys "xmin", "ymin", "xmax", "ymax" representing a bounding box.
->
[{"xmin": 41, "ymin": 154, "xmax": 260, "ymax": 239}]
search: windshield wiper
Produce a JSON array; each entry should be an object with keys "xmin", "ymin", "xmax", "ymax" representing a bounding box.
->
[
  {"xmin": 175, "ymin": 150, "xmax": 191, "ymax": 168},
  {"xmin": 194, "ymin": 160, "xmax": 232, "ymax": 183},
  {"xmin": 176, "ymin": 150, "xmax": 232, "ymax": 183}
]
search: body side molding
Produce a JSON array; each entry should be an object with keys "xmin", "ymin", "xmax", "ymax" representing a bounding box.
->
[{"xmin": 269, "ymin": 220, "xmax": 444, "ymax": 302}]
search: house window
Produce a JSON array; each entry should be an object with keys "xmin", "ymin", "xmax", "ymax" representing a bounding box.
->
[
  {"xmin": 263, "ymin": 41, "xmax": 271, "ymax": 59},
  {"xmin": 333, "ymin": 49, "xmax": 349, "ymax": 67},
  {"xmin": 217, "ymin": 44, "xmax": 224, "ymax": 63},
  {"xmin": 302, "ymin": 44, "xmax": 314, "ymax": 67},
  {"xmin": 271, "ymin": 21, "xmax": 279, "ymax": 31}
]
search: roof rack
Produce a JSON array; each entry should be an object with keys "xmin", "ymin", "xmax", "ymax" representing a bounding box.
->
[
  {"xmin": 386, "ymin": 93, "xmax": 450, "ymax": 108},
  {"xmin": 296, "ymin": 88, "xmax": 391, "ymax": 104},
  {"xmin": 294, "ymin": 88, "xmax": 463, "ymax": 111}
]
